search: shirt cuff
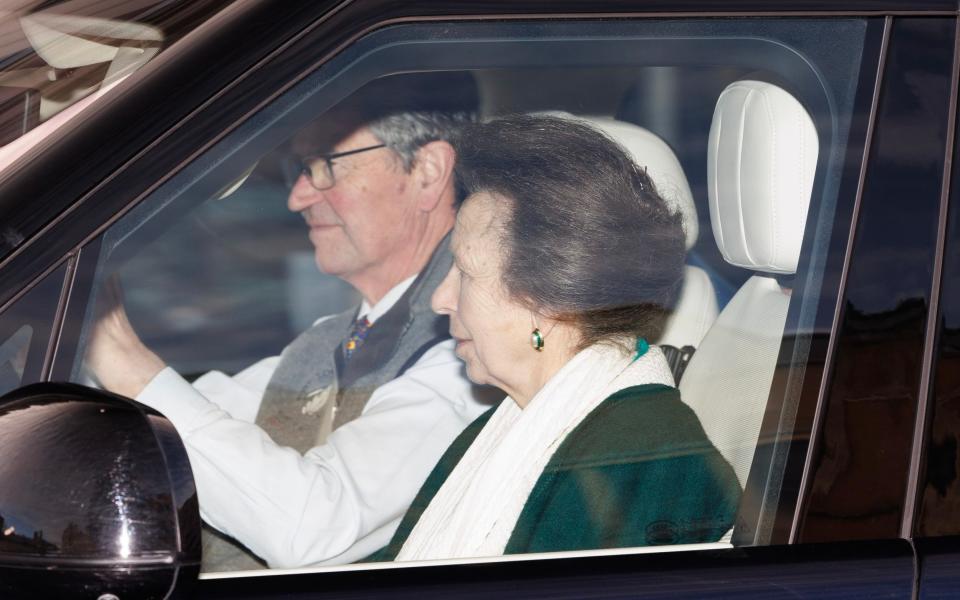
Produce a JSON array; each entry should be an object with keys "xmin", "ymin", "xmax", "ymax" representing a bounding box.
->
[{"xmin": 136, "ymin": 366, "xmax": 216, "ymax": 433}]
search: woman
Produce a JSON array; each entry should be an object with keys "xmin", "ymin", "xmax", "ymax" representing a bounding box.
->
[{"xmin": 379, "ymin": 114, "xmax": 740, "ymax": 561}]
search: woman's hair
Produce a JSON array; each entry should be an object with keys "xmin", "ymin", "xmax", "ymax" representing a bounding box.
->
[{"xmin": 454, "ymin": 114, "xmax": 686, "ymax": 350}]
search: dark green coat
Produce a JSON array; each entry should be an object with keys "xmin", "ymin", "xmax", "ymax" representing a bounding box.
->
[{"xmin": 375, "ymin": 383, "xmax": 741, "ymax": 560}]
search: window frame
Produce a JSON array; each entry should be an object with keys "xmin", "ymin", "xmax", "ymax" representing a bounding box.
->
[
  {"xmin": 794, "ymin": 16, "xmax": 960, "ymax": 545},
  {"xmin": 0, "ymin": 261, "xmax": 69, "ymax": 393},
  {"xmin": 911, "ymin": 16, "xmax": 960, "ymax": 540},
  {"xmin": 58, "ymin": 11, "xmax": 881, "ymax": 575},
  {"xmin": 2, "ymin": 1, "xmax": 953, "ymax": 595}
]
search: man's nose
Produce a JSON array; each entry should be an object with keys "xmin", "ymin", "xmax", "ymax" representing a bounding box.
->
[
  {"xmin": 287, "ymin": 175, "xmax": 323, "ymax": 213},
  {"xmin": 431, "ymin": 266, "xmax": 458, "ymax": 315}
]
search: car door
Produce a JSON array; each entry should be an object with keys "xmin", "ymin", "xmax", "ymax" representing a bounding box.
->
[
  {"xmin": 1, "ymin": 2, "xmax": 957, "ymax": 598},
  {"xmin": 913, "ymin": 15, "xmax": 960, "ymax": 596}
]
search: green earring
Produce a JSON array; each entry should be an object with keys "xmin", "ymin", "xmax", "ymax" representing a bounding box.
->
[{"xmin": 530, "ymin": 328, "xmax": 544, "ymax": 352}]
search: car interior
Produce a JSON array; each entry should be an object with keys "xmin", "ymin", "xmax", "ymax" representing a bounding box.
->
[
  {"xmin": 9, "ymin": 8, "xmax": 960, "ymax": 596},
  {"xmin": 0, "ymin": 1, "xmax": 230, "ymax": 168},
  {"xmin": 110, "ymin": 66, "xmax": 786, "ymax": 378},
  {"xmin": 97, "ymin": 66, "xmax": 812, "ymax": 554},
  {"xmin": 43, "ymin": 17, "xmax": 870, "ymax": 572}
]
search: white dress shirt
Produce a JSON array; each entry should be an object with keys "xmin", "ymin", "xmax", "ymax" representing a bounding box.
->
[{"xmin": 135, "ymin": 276, "xmax": 488, "ymax": 569}]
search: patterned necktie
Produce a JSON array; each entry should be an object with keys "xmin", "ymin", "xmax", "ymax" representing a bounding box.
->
[{"xmin": 344, "ymin": 316, "xmax": 371, "ymax": 361}]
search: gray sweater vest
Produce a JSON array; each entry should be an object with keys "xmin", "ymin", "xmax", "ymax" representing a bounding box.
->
[
  {"xmin": 202, "ymin": 236, "xmax": 453, "ymax": 572},
  {"xmin": 256, "ymin": 234, "xmax": 453, "ymax": 452}
]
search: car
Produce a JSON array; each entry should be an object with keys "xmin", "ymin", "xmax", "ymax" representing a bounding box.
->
[{"xmin": 0, "ymin": 0, "xmax": 959, "ymax": 598}]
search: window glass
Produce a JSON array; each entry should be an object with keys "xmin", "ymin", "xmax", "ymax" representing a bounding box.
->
[
  {"xmin": 917, "ymin": 84, "xmax": 960, "ymax": 537},
  {"xmin": 0, "ymin": 0, "xmax": 236, "ymax": 175},
  {"xmin": 57, "ymin": 18, "xmax": 873, "ymax": 574},
  {"xmin": 0, "ymin": 262, "xmax": 67, "ymax": 395},
  {"xmin": 0, "ymin": 325, "xmax": 33, "ymax": 395},
  {"xmin": 108, "ymin": 167, "xmax": 358, "ymax": 377},
  {"xmin": 798, "ymin": 17, "xmax": 957, "ymax": 543}
]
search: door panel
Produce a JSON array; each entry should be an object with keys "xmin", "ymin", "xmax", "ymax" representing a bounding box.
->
[
  {"xmin": 196, "ymin": 541, "xmax": 915, "ymax": 599},
  {"xmin": 796, "ymin": 16, "xmax": 958, "ymax": 543},
  {"xmin": 915, "ymin": 16, "xmax": 960, "ymax": 598}
]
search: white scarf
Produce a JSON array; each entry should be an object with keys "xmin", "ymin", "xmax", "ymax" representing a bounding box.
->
[{"xmin": 396, "ymin": 343, "xmax": 676, "ymax": 561}]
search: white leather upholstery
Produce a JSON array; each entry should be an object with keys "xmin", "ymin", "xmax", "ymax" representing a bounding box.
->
[
  {"xmin": 583, "ymin": 117, "xmax": 717, "ymax": 349},
  {"xmin": 588, "ymin": 117, "xmax": 698, "ymax": 251},
  {"xmin": 679, "ymin": 276, "xmax": 790, "ymax": 488},
  {"xmin": 658, "ymin": 265, "xmax": 718, "ymax": 350},
  {"xmin": 707, "ymin": 81, "xmax": 818, "ymax": 274},
  {"xmin": 681, "ymin": 81, "xmax": 818, "ymax": 491}
]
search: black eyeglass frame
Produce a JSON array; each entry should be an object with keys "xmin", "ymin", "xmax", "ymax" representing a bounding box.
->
[{"xmin": 293, "ymin": 143, "xmax": 387, "ymax": 190}]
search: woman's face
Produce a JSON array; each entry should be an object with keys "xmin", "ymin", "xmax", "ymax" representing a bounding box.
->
[{"xmin": 431, "ymin": 193, "xmax": 536, "ymax": 396}]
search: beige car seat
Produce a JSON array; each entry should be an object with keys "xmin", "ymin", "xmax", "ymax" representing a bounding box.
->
[
  {"xmin": 678, "ymin": 80, "xmax": 819, "ymax": 493},
  {"xmin": 584, "ymin": 117, "xmax": 719, "ymax": 379}
]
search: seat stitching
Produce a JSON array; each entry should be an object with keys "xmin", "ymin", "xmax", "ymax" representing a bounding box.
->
[{"xmin": 737, "ymin": 88, "xmax": 755, "ymax": 266}]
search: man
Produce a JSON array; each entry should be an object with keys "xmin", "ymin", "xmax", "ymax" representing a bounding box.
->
[{"xmin": 86, "ymin": 73, "xmax": 491, "ymax": 570}]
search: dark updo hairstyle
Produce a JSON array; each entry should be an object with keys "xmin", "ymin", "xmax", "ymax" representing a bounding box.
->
[{"xmin": 453, "ymin": 114, "xmax": 686, "ymax": 351}]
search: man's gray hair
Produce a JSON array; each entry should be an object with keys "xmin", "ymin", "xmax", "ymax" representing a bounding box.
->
[{"xmin": 369, "ymin": 110, "xmax": 476, "ymax": 171}]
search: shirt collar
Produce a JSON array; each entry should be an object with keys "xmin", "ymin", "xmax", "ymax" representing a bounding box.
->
[{"xmin": 358, "ymin": 274, "xmax": 418, "ymax": 325}]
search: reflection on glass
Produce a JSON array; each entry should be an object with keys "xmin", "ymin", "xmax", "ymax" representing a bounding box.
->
[
  {"xmin": 0, "ymin": 397, "xmax": 178, "ymax": 559},
  {"xmin": 800, "ymin": 18, "xmax": 955, "ymax": 543},
  {"xmin": 0, "ymin": 0, "xmax": 234, "ymax": 157},
  {"xmin": 918, "ymin": 98, "xmax": 960, "ymax": 538},
  {"xmin": 0, "ymin": 325, "xmax": 32, "ymax": 396}
]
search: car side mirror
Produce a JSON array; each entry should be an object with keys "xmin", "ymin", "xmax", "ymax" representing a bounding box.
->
[{"xmin": 0, "ymin": 383, "xmax": 200, "ymax": 599}]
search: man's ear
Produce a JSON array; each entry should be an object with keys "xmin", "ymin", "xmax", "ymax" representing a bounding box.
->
[{"xmin": 412, "ymin": 140, "xmax": 457, "ymax": 211}]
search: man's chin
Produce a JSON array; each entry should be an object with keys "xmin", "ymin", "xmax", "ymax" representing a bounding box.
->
[{"xmin": 312, "ymin": 250, "xmax": 357, "ymax": 278}]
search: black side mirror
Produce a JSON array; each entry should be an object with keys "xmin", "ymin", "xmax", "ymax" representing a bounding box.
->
[{"xmin": 0, "ymin": 383, "xmax": 200, "ymax": 599}]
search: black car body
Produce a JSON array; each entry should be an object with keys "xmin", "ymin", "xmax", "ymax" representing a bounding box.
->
[{"xmin": 1, "ymin": 1, "xmax": 960, "ymax": 598}]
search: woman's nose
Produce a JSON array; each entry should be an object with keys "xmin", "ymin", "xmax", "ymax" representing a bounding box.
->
[{"xmin": 431, "ymin": 266, "xmax": 458, "ymax": 315}]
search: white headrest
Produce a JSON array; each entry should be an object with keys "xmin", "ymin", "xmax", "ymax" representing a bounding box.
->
[
  {"xmin": 708, "ymin": 81, "xmax": 818, "ymax": 274},
  {"xmin": 584, "ymin": 117, "xmax": 699, "ymax": 251}
]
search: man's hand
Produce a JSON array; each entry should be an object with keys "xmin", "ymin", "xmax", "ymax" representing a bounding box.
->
[{"xmin": 86, "ymin": 278, "xmax": 166, "ymax": 399}]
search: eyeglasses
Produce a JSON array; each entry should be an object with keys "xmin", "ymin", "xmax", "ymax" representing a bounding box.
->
[{"xmin": 286, "ymin": 143, "xmax": 387, "ymax": 190}]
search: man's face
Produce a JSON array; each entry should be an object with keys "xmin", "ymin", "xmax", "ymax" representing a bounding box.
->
[{"xmin": 287, "ymin": 126, "xmax": 422, "ymax": 283}]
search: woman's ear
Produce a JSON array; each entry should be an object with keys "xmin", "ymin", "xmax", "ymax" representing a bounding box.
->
[{"xmin": 413, "ymin": 140, "xmax": 457, "ymax": 211}]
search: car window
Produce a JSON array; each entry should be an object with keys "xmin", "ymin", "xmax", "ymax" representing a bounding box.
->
[
  {"xmin": 52, "ymin": 18, "xmax": 877, "ymax": 575},
  {"xmin": 916, "ymin": 83, "xmax": 960, "ymax": 538},
  {"xmin": 0, "ymin": 263, "xmax": 68, "ymax": 396},
  {"xmin": 0, "ymin": 0, "xmax": 236, "ymax": 175},
  {"xmin": 795, "ymin": 17, "xmax": 958, "ymax": 544},
  {"xmin": 0, "ymin": 326, "xmax": 33, "ymax": 396}
]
